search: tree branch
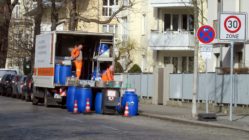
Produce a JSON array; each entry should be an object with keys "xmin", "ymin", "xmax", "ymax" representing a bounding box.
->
[{"xmin": 10, "ymin": 0, "xmax": 19, "ymax": 10}]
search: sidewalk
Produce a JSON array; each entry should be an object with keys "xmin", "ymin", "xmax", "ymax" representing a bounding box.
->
[{"xmin": 139, "ymin": 103, "xmax": 249, "ymax": 132}]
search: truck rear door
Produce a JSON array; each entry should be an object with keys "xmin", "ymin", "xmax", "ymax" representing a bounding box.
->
[{"xmin": 33, "ymin": 33, "xmax": 55, "ymax": 88}]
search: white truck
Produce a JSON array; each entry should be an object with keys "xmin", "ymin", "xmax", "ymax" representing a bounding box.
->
[{"xmin": 32, "ymin": 31, "xmax": 114, "ymax": 107}]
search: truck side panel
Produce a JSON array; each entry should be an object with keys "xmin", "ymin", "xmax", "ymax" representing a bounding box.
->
[{"xmin": 33, "ymin": 33, "xmax": 55, "ymax": 88}]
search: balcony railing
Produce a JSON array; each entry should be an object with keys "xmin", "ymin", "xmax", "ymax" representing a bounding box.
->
[
  {"xmin": 151, "ymin": 0, "xmax": 193, "ymax": 7},
  {"xmin": 149, "ymin": 31, "xmax": 195, "ymax": 50}
]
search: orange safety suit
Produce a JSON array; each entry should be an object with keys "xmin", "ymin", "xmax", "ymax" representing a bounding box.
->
[
  {"xmin": 102, "ymin": 67, "xmax": 114, "ymax": 82},
  {"xmin": 71, "ymin": 47, "xmax": 83, "ymax": 78}
]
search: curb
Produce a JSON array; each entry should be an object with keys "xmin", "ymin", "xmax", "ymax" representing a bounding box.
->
[{"xmin": 140, "ymin": 112, "xmax": 249, "ymax": 133}]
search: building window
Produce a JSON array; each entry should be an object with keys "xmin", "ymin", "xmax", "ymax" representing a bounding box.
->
[
  {"xmin": 164, "ymin": 14, "xmax": 171, "ymax": 31},
  {"xmin": 102, "ymin": 24, "xmax": 117, "ymax": 33},
  {"xmin": 188, "ymin": 15, "xmax": 194, "ymax": 31},
  {"xmin": 141, "ymin": 14, "xmax": 146, "ymax": 35},
  {"xmin": 164, "ymin": 14, "xmax": 194, "ymax": 32},
  {"xmin": 172, "ymin": 15, "xmax": 179, "ymax": 31},
  {"xmin": 122, "ymin": 17, "xmax": 128, "ymax": 41},
  {"xmin": 15, "ymin": 5, "xmax": 20, "ymax": 19},
  {"xmin": 164, "ymin": 56, "xmax": 194, "ymax": 73},
  {"xmin": 123, "ymin": 0, "xmax": 129, "ymax": 6},
  {"xmin": 182, "ymin": 15, "xmax": 188, "ymax": 30},
  {"xmin": 102, "ymin": 0, "xmax": 118, "ymax": 17},
  {"xmin": 189, "ymin": 57, "xmax": 194, "ymax": 73}
]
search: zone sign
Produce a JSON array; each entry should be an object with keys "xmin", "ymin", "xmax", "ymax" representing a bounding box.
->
[{"xmin": 220, "ymin": 13, "xmax": 247, "ymax": 41}]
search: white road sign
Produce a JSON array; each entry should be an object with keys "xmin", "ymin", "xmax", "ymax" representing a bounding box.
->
[
  {"xmin": 220, "ymin": 13, "xmax": 247, "ymax": 41},
  {"xmin": 200, "ymin": 45, "xmax": 213, "ymax": 52}
]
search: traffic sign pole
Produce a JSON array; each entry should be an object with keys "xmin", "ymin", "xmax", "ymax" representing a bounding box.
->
[
  {"xmin": 197, "ymin": 24, "xmax": 215, "ymax": 114},
  {"xmin": 229, "ymin": 42, "xmax": 234, "ymax": 121},
  {"xmin": 205, "ymin": 57, "xmax": 208, "ymax": 113}
]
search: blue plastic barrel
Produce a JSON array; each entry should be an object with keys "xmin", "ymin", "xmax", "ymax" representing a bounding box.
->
[
  {"xmin": 121, "ymin": 90, "xmax": 139, "ymax": 116},
  {"xmin": 76, "ymin": 87, "xmax": 92, "ymax": 113},
  {"xmin": 95, "ymin": 92, "xmax": 103, "ymax": 114},
  {"xmin": 98, "ymin": 44, "xmax": 109, "ymax": 57},
  {"xmin": 59, "ymin": 65, "xmax": 72, "ymax": 85},
  {"xmin": 54, "ymin": 64, "xmax": 61, "ymax": 84},
  {"xmin": 66, "ymin": 86, "xmax": 76, "ymax": 112}
]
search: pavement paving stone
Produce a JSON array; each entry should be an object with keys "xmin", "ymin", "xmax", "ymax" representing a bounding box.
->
[{"xmin": 139, "ymin": 103, "xmax": 249, "ymax": 132}]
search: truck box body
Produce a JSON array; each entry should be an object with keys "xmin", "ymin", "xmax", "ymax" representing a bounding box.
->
[{"xmin": 33, "ymin": 31, "xmax": 114, "ymax": 89}]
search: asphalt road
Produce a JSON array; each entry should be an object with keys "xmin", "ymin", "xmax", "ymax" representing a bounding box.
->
[{"xmin": 0, "ymin": 96, "xmax": 249, "ymax": 140}]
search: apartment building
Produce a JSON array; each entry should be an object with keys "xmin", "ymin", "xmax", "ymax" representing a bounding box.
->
[
  {"xmin": 207, "ymin": 0, "xmax": 249, "ymax": 72},
  {"xmin": 148, "ymin": 0, "xmax": 198, "ymax": 73},
  {"xmin": 22, "ymin": 0, "xmax": 210, "ymax": 73}
]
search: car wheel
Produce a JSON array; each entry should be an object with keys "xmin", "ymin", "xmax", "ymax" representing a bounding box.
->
[
  {"xmin": 32, "ymin": 96, "xmax": 39, "ymax": 105},
  {"xmin": 25, "ymin": 92, "xmax": 30, "ymax": 102},
  {"xmin": 7, "ymin": 88, "xmax": 12, "ymax": 97},
  {"xmin": 0, "ymin": 87, "xmax": 3, "ymax": 95}
]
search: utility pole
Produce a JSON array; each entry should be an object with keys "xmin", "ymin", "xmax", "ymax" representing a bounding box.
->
[{"xmin": 192, "ymin": 0, "xmax": 199, "ymax": 118}]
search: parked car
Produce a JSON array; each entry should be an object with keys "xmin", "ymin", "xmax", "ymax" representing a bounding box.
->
[
  {"xmin": 0, "ymin": 69, "xmax": 18, "ymax": 81},
  {"xmin": 22, "ymin": 74, "xmax": 33, "ymax": 101},
  {"xmin": 0, "ymin": 74, "xmax": 15, "ymax": 96},
  {"xmin": 17, "ymin": 75, "xmax": 27, "ymax": 99},
  {"xmin": 11, "ymin": 75, "xmax": 22, "ymax": 98}
]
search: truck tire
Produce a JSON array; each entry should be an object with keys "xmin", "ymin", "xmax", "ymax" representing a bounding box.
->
[
  {"xmin": 32, "ymin": 96, "xmax": 39, "ymax": 105},
  {"xmin": 44, "ymin": 90, "xmax": 49, "ymax": 107}
]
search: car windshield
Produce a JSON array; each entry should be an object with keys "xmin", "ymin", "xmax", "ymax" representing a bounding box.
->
[{"xmin": 0, "ymin": 70, "xmax": 17, "ymax": 77}]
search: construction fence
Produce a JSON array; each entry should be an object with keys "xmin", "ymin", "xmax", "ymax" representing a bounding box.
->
[
  {"xmin": 114, "ymin": 73, "xmax": 154, "ymax": 98},
  {"xmin": 169, "ymin": 73, "xmax": 249, "ymax": 105},
  {"xmin": 115, "ymin": 72, "xmax": 249, "ymax": 105}
]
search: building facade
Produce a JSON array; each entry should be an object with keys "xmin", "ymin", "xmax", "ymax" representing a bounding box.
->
[
  {"xmin": 20, "ymin": 0, "xmax": 211, "ymax": 73},
  {"xmin": 207, "ymin": 0, "xmax": 249, "ymax": 72}
]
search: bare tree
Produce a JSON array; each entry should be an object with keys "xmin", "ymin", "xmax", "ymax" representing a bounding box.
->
[
  {"xmin": 0, "ymin": 0, "xmax": 19, "ymax": 68},
  {"xmin": 30, "ymin": 0, "xmax": 43, "ymax": 70},
  {"xmin": 115, "ymin": 39, "xmax": 136, "ymax": 71},
  {"xmin": 51, "ymin": 0, "xmax": 59, "ymax": 31},
  {"xmin": 51, "ymin": 0, "xmax": 136, "ymax": 30}
]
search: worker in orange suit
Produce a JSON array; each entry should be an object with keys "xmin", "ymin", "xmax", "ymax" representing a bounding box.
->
[
  {"xmin": 71, "ymin": 43, "xmax": 83, "ymax": 79},
  {"xmin": 102, "ymin": 65, "xmax": 114, "ymax": 82}
]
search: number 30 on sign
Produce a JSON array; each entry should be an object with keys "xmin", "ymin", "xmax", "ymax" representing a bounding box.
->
[{"xmin": 220, "ymin": 13, "xmax": 247, "ymax": 41}]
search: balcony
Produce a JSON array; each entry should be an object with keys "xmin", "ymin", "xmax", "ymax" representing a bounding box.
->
[
  {"xmin": 151, "ymin": 0, "xmax": 193, "ymax": 8},
  {"xmin": 149, "ymin": 31, "xmax": 195, "ymax": 50}
]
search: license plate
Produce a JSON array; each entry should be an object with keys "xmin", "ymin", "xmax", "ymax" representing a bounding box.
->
[
  {"xmin": 107, "ymin": 90, "xmax": 116, "ymax": 97},
  {"xmin": 54, "ymin": 94, "xmax": 62, "ymax": 99}
]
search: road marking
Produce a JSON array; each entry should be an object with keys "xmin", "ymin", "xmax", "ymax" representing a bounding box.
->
[
  {"xmin": 64, "ymin": 117, "xmax": 84, "ymax": 123},
  {"xmin": 100, "ymin": 125, "xmax": 119, "ymax": 131}
]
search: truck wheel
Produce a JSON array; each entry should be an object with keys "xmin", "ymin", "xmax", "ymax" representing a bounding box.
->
[
  {"xmin": 44, "ymin": 91, "xmax": 49, "ymax": 107},
  {"xmin": 32, "ymin": 96, "xmax": 39, "ymax": 105}
]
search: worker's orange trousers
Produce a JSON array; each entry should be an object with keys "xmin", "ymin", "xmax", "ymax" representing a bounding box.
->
[{"xmin": 74, "ymin": 60, "xmax": 83, "ymax": 79}]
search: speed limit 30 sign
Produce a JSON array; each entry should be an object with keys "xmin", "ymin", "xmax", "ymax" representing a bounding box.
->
[{"xmin": 220, "ymin": 13, "xmax": 247, "ymax": 41}]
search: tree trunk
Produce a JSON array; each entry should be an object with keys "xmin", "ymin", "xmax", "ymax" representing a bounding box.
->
[
  {"xmin": 0, "ymin": 22, "xmax": 9, "ymax": 68},
  {"xmin": 192, "ymin": 0, "xmax": 199, "ymax": 118},
  {"xmin": 69, "ymin": 0, "xmax": 77, "ymax": 31},
  {"xmin": 31, "ymin": 0, "xmax": 43, "ymax": 71},
  {"xmin": 0, "ymin": 0, "xmax": 18, "ymax": 68},
  {"xmin": 51, "ymin": 0, "xmax": 58, "ymax": 31}
]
